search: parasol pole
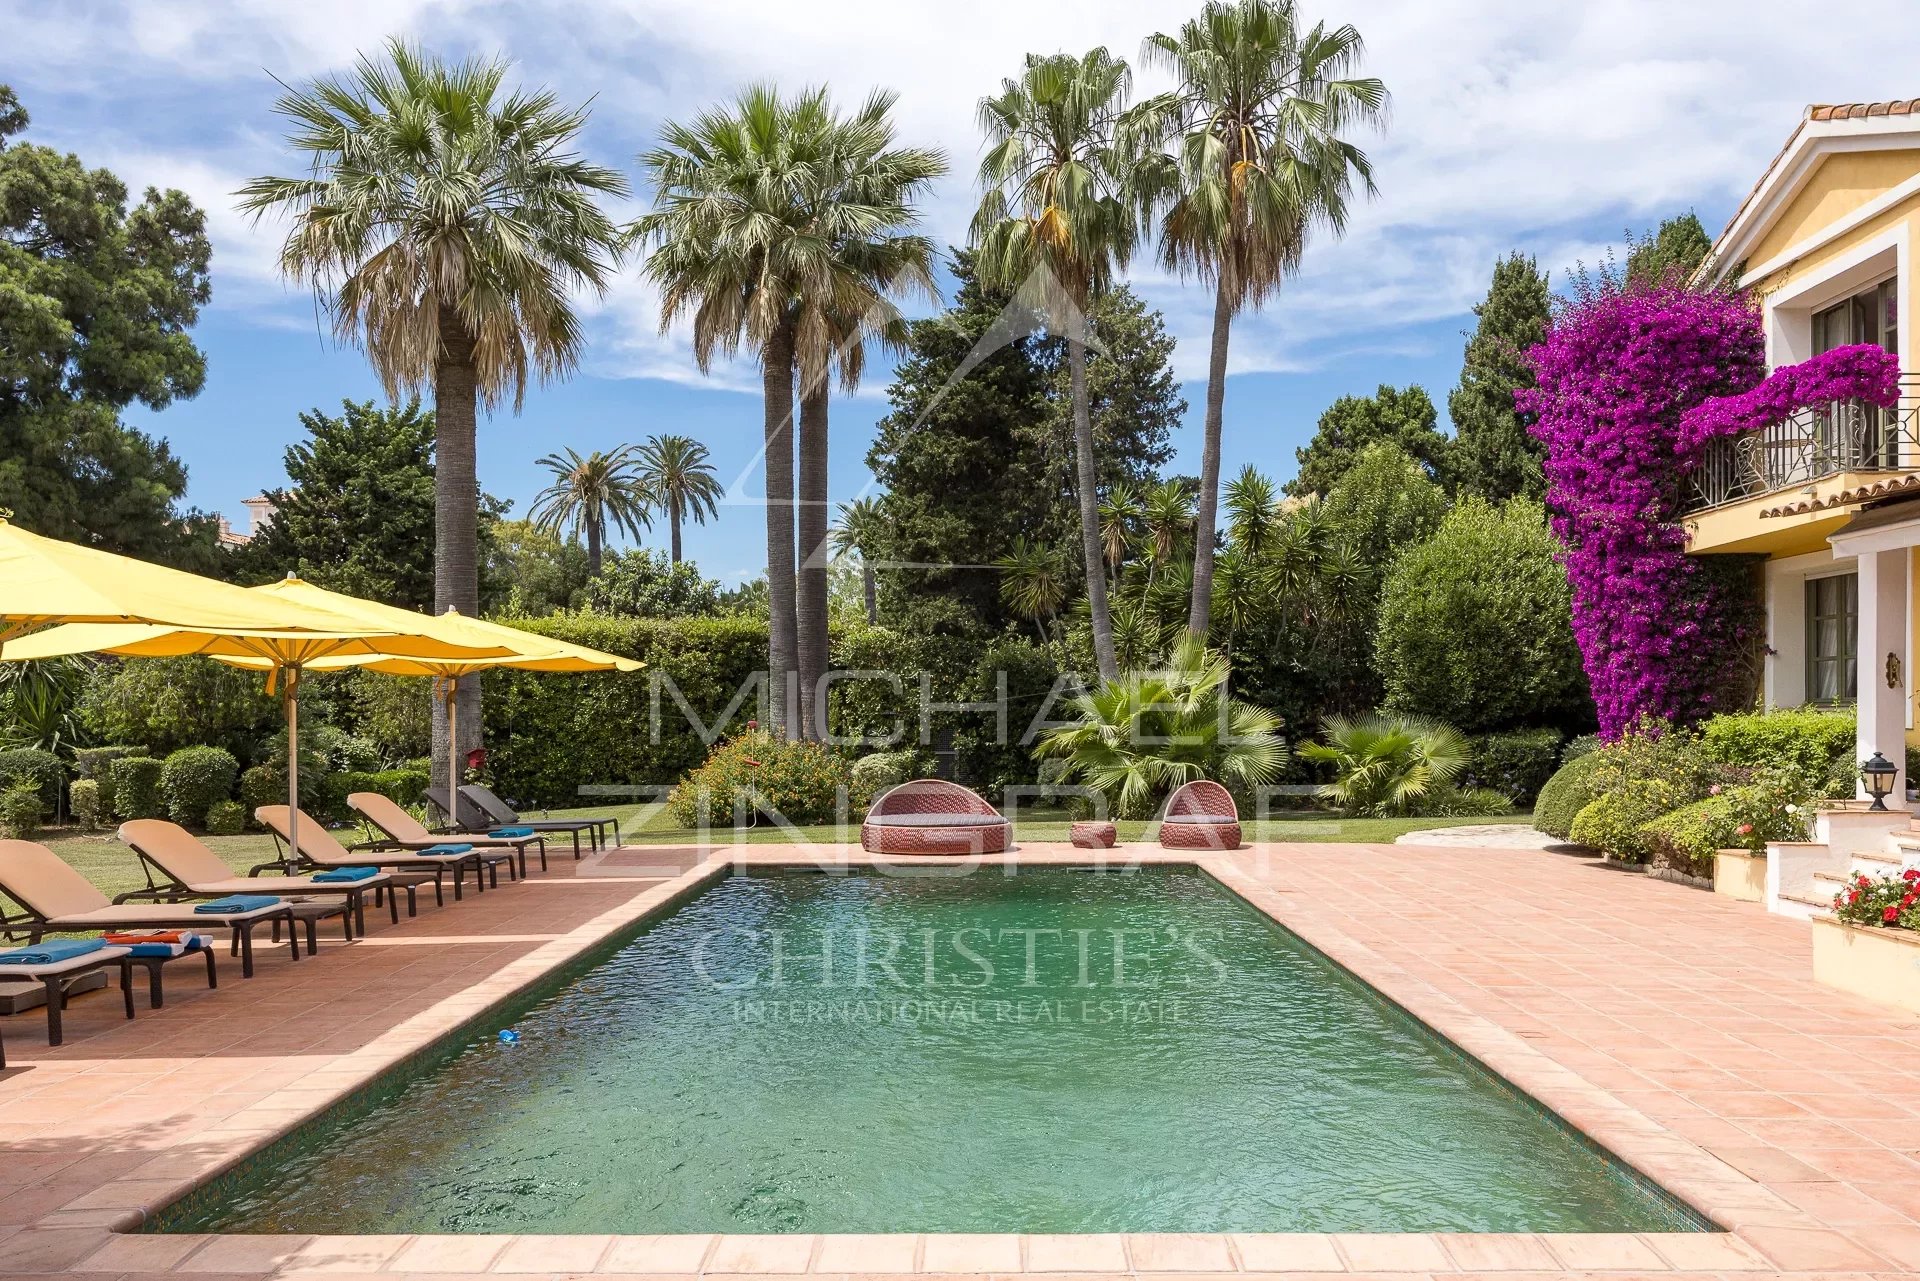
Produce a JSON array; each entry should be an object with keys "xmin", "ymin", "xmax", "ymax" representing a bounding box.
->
[
  {"xmin": 284, "ymin": 664, "xmax": 302, "ymax": 875},
  {"xmin": 445, "ymin": 674, "xmax": 461, "ymax": 832}
]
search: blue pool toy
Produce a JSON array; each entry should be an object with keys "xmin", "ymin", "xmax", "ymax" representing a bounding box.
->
[{"xmin": 498, "ymin": 1029, "xmax": 521, "ymax": 1044}]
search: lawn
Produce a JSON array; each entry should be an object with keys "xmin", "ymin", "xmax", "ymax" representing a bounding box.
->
[{"xmin": 27, "ymin": 803, "xmax": 1527, "ymax": 903}]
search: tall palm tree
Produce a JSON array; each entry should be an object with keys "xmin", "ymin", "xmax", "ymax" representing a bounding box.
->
[
  {"xmin": 789, "ymin": 91, "xmax": 944, "ymax": 741},
  {"xmin": 239, "ymin": 39, "xmax": 626, "ymax": 781},
  {"xmin": 972, "ymin": 48, "xmax": 1145, "ymax": 683},
  {"xmin": 636, "ymin": 434, "xmax": 723, "ymax": 564},
  {"xmin": 1132, "ymin": 0, "xmax": 1388, "ymax": 636},
  {"xmin": 636, "ymin": 85, "xmax": 942, "ymax": 740},
  {"xmin": 831, "ymin": 496, "xmax": 888, "ymax": 625},
  {"xmin": 528, "ymin": 446, "xmax": 653, "ymax": 576},
  {"xmin": 996, "ymin": 536, "xmax": 1070, "ymax": 641}
]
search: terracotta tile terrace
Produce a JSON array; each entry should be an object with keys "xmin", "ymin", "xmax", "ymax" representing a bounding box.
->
[{"xmin": 2, "ymin": 839, "xmax": 1918, "ymax": 1280}]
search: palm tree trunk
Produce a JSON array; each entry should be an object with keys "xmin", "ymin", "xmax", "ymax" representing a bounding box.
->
[
  {"xmin": 431, "ymin": 307, "xmax": 483, "ymax": 794},
  {"xmin": 670, "ymin": 502, "xmax": 683, "ymax": 565},
  {"xmin": 763, "ymin": 320, "xmax": 800, "ymax": 741},
  {"xmin": 1070, "ymin": 314, "xmax": 1118, "ymax": 682},
  {"xmin": 586, "ymin": 514, "xmax": 603, "ymax": 578},
  {"xmin": 796, "ymin": 378, "xmax": 830, "ymax": 742},
  {"xmin": 1188, "ymin": 278, "xmax": 1232, "ymax": 637},
  {"xmin": 861, "ymin": 565, "xmax": 877, "ymax": 626}
]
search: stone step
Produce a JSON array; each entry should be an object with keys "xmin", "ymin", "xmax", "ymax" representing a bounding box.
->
[{"xmin": 1774, "ymin": 890, "xmax": 1829, "ymax": 921}]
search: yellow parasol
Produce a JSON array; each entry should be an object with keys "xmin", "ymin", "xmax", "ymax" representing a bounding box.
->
[
  {"xmin": 3, "ymin": 574, "xmax": 525, "ymax": 868},
  {"xmin": 215, "ymin": 591, "xmax": 641, "ymax": 825}
]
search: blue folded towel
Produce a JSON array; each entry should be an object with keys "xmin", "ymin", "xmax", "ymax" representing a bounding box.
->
[
  {"xmin": 489, "ymin": 826, "xmax": 534, "ymax": 838},
  {"xmin": 193, "ymin": 894, "xmax": 282, "ymax": 915},
  {"xmin": 421, "ymin": 843, "xmax": 473, "ymax": 856},
  {"xmin": 0, "ymin": 938, "xmax": 106, "ymax": 966},
  {"xmin": 311, "ymin": 866, "xmax": 379, "ymax": 883}
]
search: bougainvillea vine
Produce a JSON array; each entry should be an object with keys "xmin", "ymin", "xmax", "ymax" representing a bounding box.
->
[
  {"xmin": 1677, "ymin": 343, "xmax": 1900, "ymax": 456},
  {"xmin": 1519, "ymin": 282, "xmax": 1767, "ymax": 737}
]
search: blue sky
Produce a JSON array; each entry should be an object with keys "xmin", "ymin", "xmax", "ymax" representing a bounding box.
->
[{"xmin": 8, "ymin": 0, "xmax": 1917, "ymax": 582}]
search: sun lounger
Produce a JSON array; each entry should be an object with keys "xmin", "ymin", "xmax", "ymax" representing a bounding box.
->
[
  {"xmin": 254, "ymin": 806, "xmax": 478, "ymax": 907},
  {"xmin": 349, "ymin": 793, "xmax": 544, "ymax": 880},
  {"xmin": 0, "ymin": 840, "xmax": 296, "ymax": 978},
  {"xmin": 118, "ymin": 819, "xmax": 396, "ymax": 939},
  {"xmin": 861, "ymin": 779, "xmax": 1011, "ymax": 855},
  {"xmin": 0, "ymin": 940, "xmax": 134, "ymax": 1048},
  {"xmin": 461, "ymin": 783, "xmax": 618, "ymax": 854}
]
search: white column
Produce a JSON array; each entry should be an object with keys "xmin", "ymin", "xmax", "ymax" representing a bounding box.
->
[{"xmin": 1856, "ymin": 546, "xmax": 1908, "ymax": 801}]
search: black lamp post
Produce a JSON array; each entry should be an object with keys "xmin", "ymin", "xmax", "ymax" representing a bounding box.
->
[{"xmin": 1861, "ymin": 752, "xmax": 1898, "ymax": 812}]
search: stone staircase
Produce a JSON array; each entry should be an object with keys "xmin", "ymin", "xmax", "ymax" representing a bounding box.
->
[{"xmin": 1772, "ymin": 808, "xmax": 1920, "ymax": 919}]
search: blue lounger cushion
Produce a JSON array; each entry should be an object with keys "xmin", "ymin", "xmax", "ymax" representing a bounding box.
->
[
  {"xmin": 421, "ymin": 843, "xmax": 474, "ymax": 856},
  {"xmin": 311, "ymin": 866, "xmax": 380, "ymax": 883},
  {"xmin": 489, "ymin": 826, "xmax": 535, "ymax": 838},
  {"xmin": 0, "ymin": 938, "xmax": 106, "ymax": 966},
  {"xmin": 193, "ymin": 894, "xmax": 282, "ymax": 914}
]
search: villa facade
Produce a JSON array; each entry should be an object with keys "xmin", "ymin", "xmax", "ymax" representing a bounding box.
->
[{"xmin": 1691, "ymin": 98, "xmax": 1920, "ymax": 798}]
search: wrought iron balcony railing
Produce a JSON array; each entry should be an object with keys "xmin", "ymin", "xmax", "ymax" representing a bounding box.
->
[{"xmin": 1685, "ymin": 374, "xmax": 1920, "ymax": 513}]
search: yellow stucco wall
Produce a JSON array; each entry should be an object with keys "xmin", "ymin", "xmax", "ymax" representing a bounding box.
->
[{"xmin": 1745, "ymin": 150, "xmax": 1920, "ymax": 272}]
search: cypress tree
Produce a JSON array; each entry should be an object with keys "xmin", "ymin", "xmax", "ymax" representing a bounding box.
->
[{"xmin": 1447, "ymin": 253, "xmax": 1551, "ymax": 503}]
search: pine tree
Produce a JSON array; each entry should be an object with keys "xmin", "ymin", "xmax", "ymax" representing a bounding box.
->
[
  {"xmin": 1626, "ymin": 213, "xmax": 1714, "ymax": 286},
  {"xmin": 1288, "ymin": 384, "xmax": 1445, "ymax": 497},
  {"xmin": 1448, "ymin": 253, "xmax": 1551, "ymax": 503}
]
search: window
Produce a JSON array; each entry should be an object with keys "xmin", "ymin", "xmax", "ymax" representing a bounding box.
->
[
  {"xmin": 1813, "ymin": 278, "xmax": 1898, "ymax": 356},
  {"xmin": 1805, "ymin": 572, "xmax": 1858, "ymax": 704},
  {"xmin": 1811, "ymin": 279, "xmax": 1899, "ymax": 469}
]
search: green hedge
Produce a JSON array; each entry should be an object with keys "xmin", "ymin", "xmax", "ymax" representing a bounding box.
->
[
  {"xmin": 72, "ymin": 745, "xmax": 147, "ymax": 818},
  {"xmin": 1534, "ymin": 752, "xmax": 1602, "ymax": 840},
  {"xmin": 1640, "ymin": 795, "xmax": 1737, "ymax": 878},
  {"xmin": 160, "ymin": 746, "xmax": 239, "ymax": 827},
  {"xmin": 313, "ymin": 768, "xmax": 431, "ymax": 823},
  {"xmin": 109, "ymin": 756, "xmax": 166, "ymax": 820},
  {"xmin": 1698, "ymin": 707, "xmax": 1855, "ymax": 792},
  {"xmin": 1462, "ymin": 729, "xmax": 1562, "ymax": 806},
  {"xmin": 0, "ymin": 748, "xmax": 65, "ymax": 815},
  {"xmin": 481, "ymin": 615, "xmax": 954, "ymax": 806}
]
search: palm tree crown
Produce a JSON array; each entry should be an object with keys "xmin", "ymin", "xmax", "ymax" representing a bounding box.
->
[
  {"xmin": 238, "ymin": 39, "xmax": 628, "ymax": 412},
  {"xmin": 637, "ymin": 434, "xmax": 724, "ymax": 565},
  {"xmin": 831, "ymin": 496, "xmax": 889, "ymax": 626},
  {"xmin": 528, "ymin": 446, "xmax": 652, "ymax": 576}
]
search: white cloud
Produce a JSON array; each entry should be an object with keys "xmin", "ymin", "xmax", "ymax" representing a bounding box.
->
[{"xmin": 8, "ymin": 0, "xmax": 1919, "ymax": 382}]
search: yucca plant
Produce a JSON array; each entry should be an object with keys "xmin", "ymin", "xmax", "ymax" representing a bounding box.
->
[
  {"xmin": 1036, "ymin": 631, "xmax": 1285, "ymax": 818},
  {"xmin": 1298, "ymin": 712, "xmax": 1466, "ymax": 816}
]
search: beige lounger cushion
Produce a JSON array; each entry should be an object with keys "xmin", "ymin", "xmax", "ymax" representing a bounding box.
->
[
  {"xmin": 118, "ymin": 820, "xmax": 393, "ymax": 896},
  {"xmin": 347, "ymin": 792, "xmax": 532, "ymax": 850},
  {"xmin": 255, "ymin": 806, "xmax": 473, "ymax": 869}
]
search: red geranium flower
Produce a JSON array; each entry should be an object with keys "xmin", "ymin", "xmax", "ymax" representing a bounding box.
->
[{"xmin": 1885, "ymin": 905, "xmax": 1901, "ymax": 923}]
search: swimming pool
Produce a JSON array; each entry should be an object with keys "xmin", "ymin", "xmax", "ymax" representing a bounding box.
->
[{"xmin": 163, "ymin": 867, "xmax": 1705, "ymax": 1236}]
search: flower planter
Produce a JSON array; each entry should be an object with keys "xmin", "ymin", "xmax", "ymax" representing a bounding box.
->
[
  {"xmin": 1810, "ymin": 916, "xmax": 1920, "ymax": 1017},
  {"xmin": 1713, "ymin": 847, "xmax": 1766, "ymax": 902}
]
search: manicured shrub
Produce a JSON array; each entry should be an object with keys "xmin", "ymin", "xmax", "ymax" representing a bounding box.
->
[
  {"xmin": 0, "ymin": 784, "xmax": 44, "ymax": 839},
  {"xmin": 108, "ymin": 756, "xmax": 166, "ymax": 820},
  {"xmin": 72, "ymin": 745, "xmax": 148, "ymax": 817},
  {"xmin": 312, "ymin": 767, "xmax": 431, "ymax": 823},
  {"xmin": 1560, "ymin": 734, "xmax": 1600, "ymax": 763},
  {"xmin": 666, "ymin": 731, "xmax": 853, "ymax": 828},
  {"xmin": 1534, "ymin": 752, "xmax": 1603, "ymax": 839},
  {"xmin": 240, "ymin": 764, "xmax": 284, "ymax": 819},
  {"xmin": 1462, "ymin": 728, "xmax": 1563, "ymax": 806},
  {"xmin": 1375, "ymin": 499, "xmax": 1590, "ymax": 734},
  {"xmin": 205, "ymin": 801, "xmax": 248, "ymax": 836},
  {"xmin": 1697, "ymin": 707, "xmax": 1856, "ymax": 794},
  {"xmin": 1640, "ymin": 795, "xmax": 1737, "ymax": 878},
  {"xmin": 849, "ymin": 750, "xmax": 929, "ymax": 810},
  {"xmin": 1567, "ymin": 721, "xmax": 1714, "ymax": 862},
  {"xmin": 69, "ymin": 778, "xmax": 105, "ymax": 831},
  {"xmin": 160, "ymin": 746, "xmax": 240, "ymax": 826},
  {"xmin": 0, "ymin": 748, "xmax": 65, "ymax": 816}
]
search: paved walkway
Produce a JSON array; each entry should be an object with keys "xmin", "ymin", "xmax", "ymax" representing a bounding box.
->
[
  {"xmin": 0, "ymin": 840, "xmax": 1915, "ymax": 1280},
  {"xmin": 1392, "ymin": 823, "xmax": 1565, "ymax": 849}
]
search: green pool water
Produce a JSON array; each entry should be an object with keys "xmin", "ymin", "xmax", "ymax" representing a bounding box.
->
[{"xmin": 170, "ymin": 868, "xmax": 1703, "ymax": 1235}]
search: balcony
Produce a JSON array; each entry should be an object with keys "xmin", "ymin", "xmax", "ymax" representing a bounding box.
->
[{"xmin": 1685, "ymin": 374, "xmax": 1920, "ymax": 513}]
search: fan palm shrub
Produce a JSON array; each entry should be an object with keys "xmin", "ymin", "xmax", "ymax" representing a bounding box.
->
[
  {"xmin": 1298, "ymin": 712, "xmax": 1469, "ymax": 817},
  {"xmin": 1035, "ymin": 631, "xmax": 1285, "ymax": 818},
  {"xmin": 831, "ymin": 497, "xmax": 889, "ymax": 625}
]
